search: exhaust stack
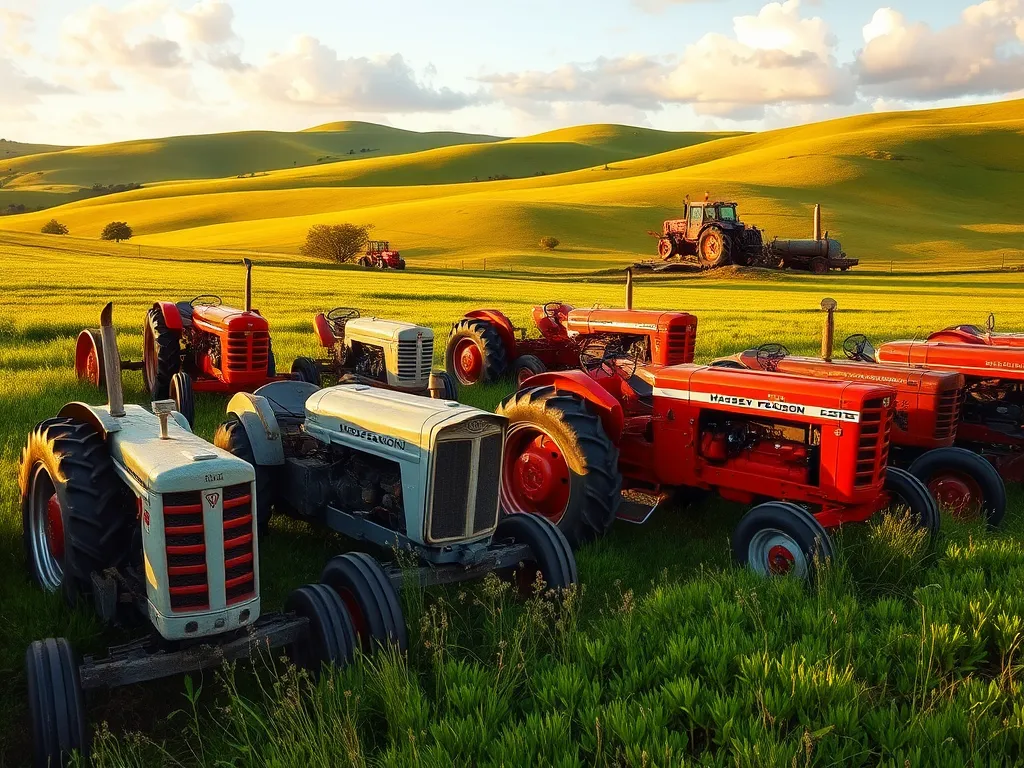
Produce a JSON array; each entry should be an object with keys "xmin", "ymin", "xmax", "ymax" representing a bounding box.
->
[
  {"xmin": 820, "ymin": 297, "xmax": 837, "ymax": 362},
  {"xmin": 813, "ymin": 203, "xmax": 822, "ymax": 241},
  {"xmin": 99, "ymin": 302, "xmax": 125, "ymax": 417},
  {"xmin": 624, "ymin": 267, "xmax": 633, "ymax": 310},
  {"xmin": 243, "ymin": 258, "xmax": 253, "ymax": 312}
]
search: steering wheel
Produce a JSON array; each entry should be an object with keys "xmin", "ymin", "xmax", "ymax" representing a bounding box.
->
[
  {"xmin": 190, "ymin": 294, "xmax": 222, "ymax": 307},
  {"xmin": 843, "ymin": 334, "xmax": 875, "ymax": 362},
  {"xmin": 327, "ymin": 307, "xmax": 360, "ymax": 323},
  {"xmin": 579, "ymin": 338, "xmax": 637, "ymax": 380},
  {"xmin": 543, "ymin": 301, "xmax": 568, "ymax": 325},
  {"xmin": 755, "ymin": 343, "xmax": 789, "ymax": 372}
]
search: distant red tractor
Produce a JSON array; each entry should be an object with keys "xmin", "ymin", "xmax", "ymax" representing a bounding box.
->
[
  {"xmin": 74, "ymin": 259, "xmax": 318, "ymax": 426},
  {"xmin": 714, "ymin": 300, "xmax": 1007, "ymax": 526},
  {"xmin": 358, "ymin": 240, "xmax": 405, "ymax": 270}
]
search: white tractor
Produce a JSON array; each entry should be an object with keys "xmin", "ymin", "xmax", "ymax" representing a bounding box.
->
[
  {"xmin": 300, "ymin": 307, "xmax": 458, "ymax": 399},
  {"xmin": 20, "ymin": 304, "xmax": 400, "ymax": 768}
]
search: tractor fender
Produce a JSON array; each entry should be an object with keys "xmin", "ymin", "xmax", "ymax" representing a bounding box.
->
[
  {"xmin": 464, "ymin": 309, "xmax": 517, "ymax": 358},
  {"xmin": 154, "ymin": 301, "xmax": 183, "ymax": 332},
  {"xmin": 524, "ymin": 370, "xmax": 624, "ymax": 444},
  {"xmin": 225, "ymin": 392, "xmax": 285, "ymax": 466},
  {"xmin": 313, "ymin": 312, "xmax": 337, "ymax": 347},
  {"xmin": 58, "ymin": 401, "xmax": 124, "ymax": 436}
]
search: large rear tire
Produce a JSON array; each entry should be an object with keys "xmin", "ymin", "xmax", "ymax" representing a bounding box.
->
[
  {"xmin": 214, "ymin": 415, "xmax": 273, "ymax": 536},
  {"xmin": 697, "ymin": 227, "xmax": 731, "ymax": 269},
  {"xmin": 909, "ymin": 447, "xmax": 1006, "ymax": 528},
  {"xmin": 320, "ymin": 553, "xmax": 407, "ymax": 653},
  {"xmin": 883, "ymin": 466, "xmax": 940, "ymax": 543},
  {"xmin": 496, "ymin": 386, "xmax": 621, "ymax": 547},
  {"xmin": 445, "ymin": 318, "xmax": 508, "ymax": 385},
  {"xmin": 26, "ymin": 638, "xmax": 87, "ymax": 768},
  {"xmin": 494, "ymin": 513, "xmax": 578, "ymax": 595},
  {"xmin": 284, "ymin": 584, "xmax": 356, "ymax": 677},
  {"xmin": 143, "ymin": 307, "xmax": 181, "ymax": 399},
  {"xmin": 732, "ymin": 501, "xmax": 833, "ymax": 582},
  {"xmin": 20, "ymin": 418, "xmax": 133, "ymax": 597}
]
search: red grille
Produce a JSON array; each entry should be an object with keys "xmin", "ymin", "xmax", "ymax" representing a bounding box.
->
[
  {"xmin": 164, "ymin": 490, "xmax": 209, "ymax": 612},
  {"xmin": 934, "ymin": 387, "xmax": 962, "ymax": 440},
  {"xmin": 225, "ymin": 330, "xmax": 270, "ymax": 373},
  {"xmin": 855, "ymin": 398, "xmax": 892, "ymax": 488},
  {"xmin": 665, "ymin": 321, "xmax": 697, "ymax": 365},
  {"xmin": 223, "ymin": 483, "xmax": 255, "ymax": 605}
]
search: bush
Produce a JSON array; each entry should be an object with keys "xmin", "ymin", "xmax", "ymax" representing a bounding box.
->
[
  {"xmin": 539, "ymin": 236, "xmax": 559, "ymax": 250},
  {"xmin": 40, "ymin": 219, "xmax": 68, "ymax": 235},
  {"xmin": 100, "ymin": 221, "xmax": 133, "ymax": 242},
  {"xmin": 301, "ymin": 223, "xmax": 374, "ymax": 263}
]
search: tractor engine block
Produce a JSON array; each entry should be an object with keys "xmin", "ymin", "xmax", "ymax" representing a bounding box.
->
[
  {"xmin": 698, "ymin": 418, "xmax": 815, "ymax": 485},
  {"xmin": 963, "ymin": 380, "xmax": 1024, "ymax": 437},
  {"xmin": 350, "ymin": 342, "xmax": 386, "ymax": 382}
]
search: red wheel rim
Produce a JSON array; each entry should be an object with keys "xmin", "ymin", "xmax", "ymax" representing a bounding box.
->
[
  {"xmin": 74, "ymin": 332, "xmax": 101, "ymax": 386},
  {"xmin": 337, "ymin": 587, "xmax": 369, "ymax": 645},
  {"xmin": 766, "ymin": 544, "xmax": 794, "ymax": 575},
  {"xmin": 658, "ymin": 239, "xmax": 672, "ymax": 258},
  {"xmin": 453, "ymin": 338, "xmax": 483, "ymax": 384},
  {"xmin": 501, "ymin": 425, "xmax": 571, "ymax": 523},
  {"xmin": 143, "ymin": 324, "xmax": 157, "ymax": 391},
  {"xmin": 516, "ymin": 367, "xmax": 534, "ymax": 386},
  {"xmin": 46, "ymin": 493, "xmax": 65, "ymax": 560},
  {"xmin": 928, "ymin": 471, "xmax": 983, "ymax": 520}
]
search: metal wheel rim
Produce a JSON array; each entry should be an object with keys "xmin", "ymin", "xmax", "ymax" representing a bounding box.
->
[
  {"xmin": 28, "ymin": 463, "xmax": 63, "ymax": 591},
  {"xmin": 927, "ymin": 471, "xmax": 983, "ymax": 521},
  {"xmin": 500, "ymin": 423, "xmax": 571, "ymax": 523},
  {"xmin": 143, "ymin": 323, "xmax": 157, "ymax": 391},
  {"xmin": 453, "ymin": 338, "xmax": 483, "ymax": 384},
  {"xmin": 747, "ymin": 528, "xmax": 808, "ymax": 579}
]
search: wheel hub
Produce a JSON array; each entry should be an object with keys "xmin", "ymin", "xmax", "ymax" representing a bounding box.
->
[
  {"xmin": 928, "ymin": 473, "xmax": 982, "ymax": 520},
  {"xmin": 766, "ymin": 544, "xmax": 794, "ymax": 575},
  {"xmin": 455, "ymin": 339, "xmax": 483, "ymax": 383},
  {"xmin": 502, "ymin": 428, "xmax": 570, "ymax": 523},
  {"xmin": 46, "ymin": 493, "xmax": 65, "ymax": 560}
]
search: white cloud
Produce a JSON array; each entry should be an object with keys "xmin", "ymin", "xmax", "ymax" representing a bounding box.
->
[
  {"xmin": 0, "ymin": 9, "xmax": 33, "ymax": 56},
  {"xmin": 856, "ymin": 1, "xmax": 1024, "ymax": 100}
]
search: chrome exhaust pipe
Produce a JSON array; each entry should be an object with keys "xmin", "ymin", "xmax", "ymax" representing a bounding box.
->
[
  {"xmin": 243, "ymin": 258, "xmax": 253, "ymax": 312},
  {"xmin": 625, "ymin": 267, "xmax": 633, "ymax": 310},
  {"xmin": 813, "ymin": 203, "xmax": 822, "ymax": 241},
  {"xmin": 820, "ymin": 297, "xmax": 837, "ymax": 362},
  {"xmin": 99, "ymin": 302, "xmax": 125, "ymax": 417}
]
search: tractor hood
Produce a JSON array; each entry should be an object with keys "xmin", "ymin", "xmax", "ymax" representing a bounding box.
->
[
  {"xmin": 878, "ymin": 340, "xmax": 1024, "ymax": 381},
  {"xmin": 344, "ymin": 317, "xmax": 432, "ymax": 344},
  {"xmin": 191, "ymin": 304, "xmax": 269, "ymax": 333}
]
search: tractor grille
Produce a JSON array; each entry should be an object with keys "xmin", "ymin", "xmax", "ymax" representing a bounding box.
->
[
  {"xmin": 163, "ymin": 490, "xmax": 209, "ymax": 613},
  {"xmin": 934, "ymin": 387, "xmax": 962, "ymax": 440},
  {"xmin": 854, "ymin": 397, "xmax": 892, "ymax": 488},
  {"xmin": 225, "ymin": 330, "xmax": 270, "ymax": 373},
  {"xmin": 427, "ymin": 426, "xmax": 503, "ymax": 543},
  {"xmin": 741, "ymin": 228, "xmax": 763, "ymax": 248},
  {"xmin": 397, "ymin": 337, "xmax": 433, "ymax": 382},
  {"xmin": 665, "ymin": 322, "xmax": 697, "ymax": 365},
  {"xmin": 223, "ymin": 483, "xmax": 255, "ymax": 605}
]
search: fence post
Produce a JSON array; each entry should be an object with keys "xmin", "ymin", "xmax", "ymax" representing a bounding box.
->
[
  {"xmin": 484, "ymin": 258, "xmax": 486, "ymax": 271},
  {"xmin": 890, "ymin": 260, "xmax": 893, "ymax": 275}
]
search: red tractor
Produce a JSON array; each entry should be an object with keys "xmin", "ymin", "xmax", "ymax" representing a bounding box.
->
[
  {"xmin": 714, "ymin": 300, "xmax": 1007, "ymax": 526},
  {"xmin": 446, "ymin": 279, "xmax": 698, "ymax": 388},
  {"xmin": 74, "ymin": 259, "xmax": 318, "ymax": 427},
  {"xmin": 358, "ymin": 240, "xmax": 405, "ymax": 270},
  {"xmin": 496, "ymin": 350, "xmax": 938, "ymax": 580},
  {"xmin": 926, "ymin": 314, "xmax": 1024, "ymax": 347}
]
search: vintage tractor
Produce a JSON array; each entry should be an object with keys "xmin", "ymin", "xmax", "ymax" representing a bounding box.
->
[
  {"xmin": 494, "ymin": 327, "xmax": 939, "ymax": 578},
  {"xmin": 214, "ymin": 380, "xmax": 578, "ymax": 598},
  {"xmin": 446, "ymin": 276, "xmax": 698, "ymax": 387},
  {"xmin": 306, "ymin": 307, "xmax": 458, "ymax": 399},
  {"xmin": 358, "ymin": 240, "xmax": 405, "ymax": 270},
  {"xmin": 22, "ymin": 305, "xmax": 395, "ymax": 767},
  {"xmin": 927, "ymin": 313, "xmax": 1024, "ymax": 347},
  {"xmin": 652, "ymin": 196, "xmax": 765, "ymax": 269},
  {"xmin": 714, "ymin": 299, "xmax": 1006, "ymax": 526},
  {"xmin": 74, "ymin": 259, "xmax": 317, "ymax": 428}
]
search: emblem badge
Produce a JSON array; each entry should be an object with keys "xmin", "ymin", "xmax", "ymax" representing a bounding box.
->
[{"xmin": 205, "ymin": 492, "xmax": 220, "ymax": 508}]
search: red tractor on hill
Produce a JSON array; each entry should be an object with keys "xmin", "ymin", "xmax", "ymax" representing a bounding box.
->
[
  {"xmin": 74, "ymin": 259, "xmax": 318, "ymax": 427},
  {"xmin": 714, "ymin": 300, "xmax": 1007, "ymax": 526},
  {"xmin": 358, "ymin": 240, "xmax": 405, "ymax": 270}
]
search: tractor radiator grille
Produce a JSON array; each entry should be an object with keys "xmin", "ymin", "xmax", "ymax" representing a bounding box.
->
[
  {"xmin": 665, "ymin": 322, "xmax": 697, "ymax": 365},
  {"xmin": 223, "ymin": 483, "xmax": 256, "ymax": 605},
  {"xmin": 225, "ymin": 330, "xmax": 270, "ymax": 373},
  {"xmin": 427, "ymin": 426, "xmax": 504, "ymax": 543},
  {"xmin": 854, "ymin": 398, "xmax": 892, "ymax": 488},
  {"xmin": 163, "ymin": 490, "xmax": 209, "ymax": 612},
  {"xmin": 396, "ymin": 337, "xmax": 433, "ymax": 382},
  {"xmin": 934, "ymin": 388, "xmax": 962, "ymax": 440}
]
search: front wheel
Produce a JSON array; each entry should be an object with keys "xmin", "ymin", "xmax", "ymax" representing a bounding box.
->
[
  {"xmin": 284, "ymin": 584, "xmax": 356, "ymax": 678},
  {"xmin": 214, "ymin": 416, "xmax": 273, "ymax": 536},
  {"xmin": 909, "ymin": 447, "xmax": 1006, "ymax": 528},
  {"xmin": 882, "ymin": 466, "xmax": 940, "ymax": 543},
  {"xmin": 513, "ymin": 354, "xmax": 546, "ymax": 386},
  {"xmin": 494, "ymin": 513, "xmax": 578, "ymax": 595},
  {"xmin": 429, "ymin": 370, "xmax": 458, "ymax": 400},
  {"xmin": 732, "ymin": 501, "xmax": 834, "ymax": 582},
  {"xmin": 26, "ymin": 638, "xmax": 87, "ymax": 768},
  {"xmin": 291, "ymin": 356, "xmax": 321, "ymax": 386},
  {"xmin": 320, "ymin": 553, "xmax": 407, "ymax": 653},
  {"xmin": 169, "ymin": 372, "xmax": 194, "ymax": 428}
]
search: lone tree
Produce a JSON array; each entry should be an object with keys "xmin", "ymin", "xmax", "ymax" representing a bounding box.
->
[
  {"xmin": 41, "ymin": 219, "xmax": 69, "ymax": 235},
  {"xmin": 301, "ymin": 223, "xmax": 374, "ymax": 263},
  {"xmin": 101, "ymin": 221, "xmax": 133, "ymax": 242},
  {"xmin": 540, "ymin": 236, "xmax": 559, "ymax": 250}
]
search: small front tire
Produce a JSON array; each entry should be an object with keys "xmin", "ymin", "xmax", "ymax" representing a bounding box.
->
[
  {"xmin": 291, "ymin": 356, "xmax": 321, "ymax": 386},
  {"xmin": 284, "ymin": 584, "xmax": 357, "ymax": 678},
  {"xmin": 214, "ymin": 416, "xmax": 273, "ymax": 536},
  {"xmin": 909, "ymin": 447, "xmax": 1005, "ymax": 528},
  {"xmin": 513, "ymin": 354, "xmax": 546, "ymax": 386},
  {"xmin": 169, "ymin": 372, "xmax": 194, "ymax": 429},
  {"xmin": 320, "ymin": 553, "xmax": 407, "ymax": 653},
  {"xmin": 732, "ymin": 501, "xmax": 834, "ymax": 582},
  {"xmin": 883, "ymin": 466, "xmax": 940, "ymax": 543},
  {"xmin": 494, "ymin": 513, "xmax": 578, "ymax": 595},
  {"xmin": 26, "ymin": 638, "xmax": 87, "ymax": 768}
]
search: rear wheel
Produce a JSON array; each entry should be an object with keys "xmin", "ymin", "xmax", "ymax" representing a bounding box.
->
[
  {"xmin": 284, "ymin": 584, "xmax": 356, "ymax": 677},
  {"xmin": 214, "ymin": 416, "xmax": 273, "ymax": 536},
  {"xmin": 20, "ymin": 418, "xmax": 133, "ymax": 597},
  {"xmin": 882, "ymin": 466, "xmax": 940, "ymax": 542},
  {"xmin": 513, "ymin": 354, "xmax": 546, "ymax": 386},
  {"xmin": 143, "ymin": 308, "xmax": 181, "ymax": 399},
  {"xmin": 810, "ymin": 258, "xmax": 828, "ymax": 274},
  {"xmin": 732, "ymin": 501, "xmax": 833, "ymax": 581},
  {"xmin": 320, "ymin": 553, "xmax": 407, "ymax": 653},
  {"xmin": 496, "ymin": 386, "xmax": 621, "ymax": 547},
  {"xmin": 291, "ymin": 356, "xmax": 321, "ymax": 386},
  {"xmin": 697, "ymin": 227, "xmax": 731, "ymax": 268},
  {"xmin": 494, "ymin": 513, "xmax": 578, "ymax": 595},
  {"xmin": 909, "ymin": 447, "xmax": 1006, "ymax": 528},
  {"xmin": 26, "ymin": 638, "xmax": 87, "ymax": 768},
  {"xmin": 169, "ymin": 372, "xmax": 194, "ymax": 428},
  {"xmin": 73, "ymin": 329, "xmax": 104, "ymax": 388},
  {"xmin": 446, "ymin": 318, "xmax": 508, "ymax": 385}
]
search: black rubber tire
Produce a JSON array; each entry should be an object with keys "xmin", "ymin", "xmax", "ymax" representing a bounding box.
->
[
  {"xmin": 26, "ymin": 638, "xmax": 87, "ymax": 768},
  {"xmin": 513, "ymin": 354, "xmax": 546, "ymax": 386},
  {"xmin": 19, "ymin": 418, "xmax": 133, "ymax": 597},
  {"xmin": 358, "ymin": 256, "xmax": 371, "ymax": 268},
  {"xmin": 732, "ymin": 501, "xmax": 834, "ymax": 582},
  {"xmin": 494, "ymin": 513, "xmax": 578, "ymax": 593},
  {"xmin": 169, "ymin": 372, "xmax": 194, "ymax": 429},
  {"xmin": 214, "ymin": 415, "xmax": 273, "ymax": 536},
  {"xmin": 284, "ymin": 583, "xmax": 356, "ymax": 678},
  {"xmin": 496, "ymin": 386, "xmax": 621, "ymax": 547},
  {"xmin": 291, "ymin": 356, "xmax": 322, "ymax": 386},
  {"xmin": 810, "ymin": 258, "xmax": 828, "ymax": 274},
  {"xmin": 320, "ymin": 552, "xmax": 407, "ymax": 653},
  {"xmin": 267, "ymin": 342, "xmax": 277, "ymax": 377},
  {"xmin": 697, "ymin": 227, "xmax": 731, "ymax": 269},
  {"xmin": 883, "ymin": 466, "xmax": 941, "ymax": 543},
  {"xmin": 909, "ymin": 447, "xmax": 1006, "ymax": 528},
  {"xmin": 430, "ymin": 370, "xmax": 459, "ymax": 400},
  {"xmin": 445, "ymin": 318, "xmax": 509, "ymax": 385},
  {"xmin": 395, "ymin": 261, "xmax": 406, "ymax": 270},
  {"xmin": 143, "ymin": 307, "xmax": 181, "ymax": 399}
]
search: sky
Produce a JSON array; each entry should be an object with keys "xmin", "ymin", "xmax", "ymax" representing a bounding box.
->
[{"xmin": 1, "ymin": 0, "xmax": 1022, "ymax": 145}]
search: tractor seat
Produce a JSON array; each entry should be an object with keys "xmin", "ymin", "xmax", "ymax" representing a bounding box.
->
[
  {"xmin": 175, "ymin": 302, "xmax": 195, "ymax": 328},
  {"xmin": 619, "ymin": 365, "xmax": 656, "ymax": 408},
  {"xmin": 532, "ymin": 304, "xmax": 572, "ymax": 341}
]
